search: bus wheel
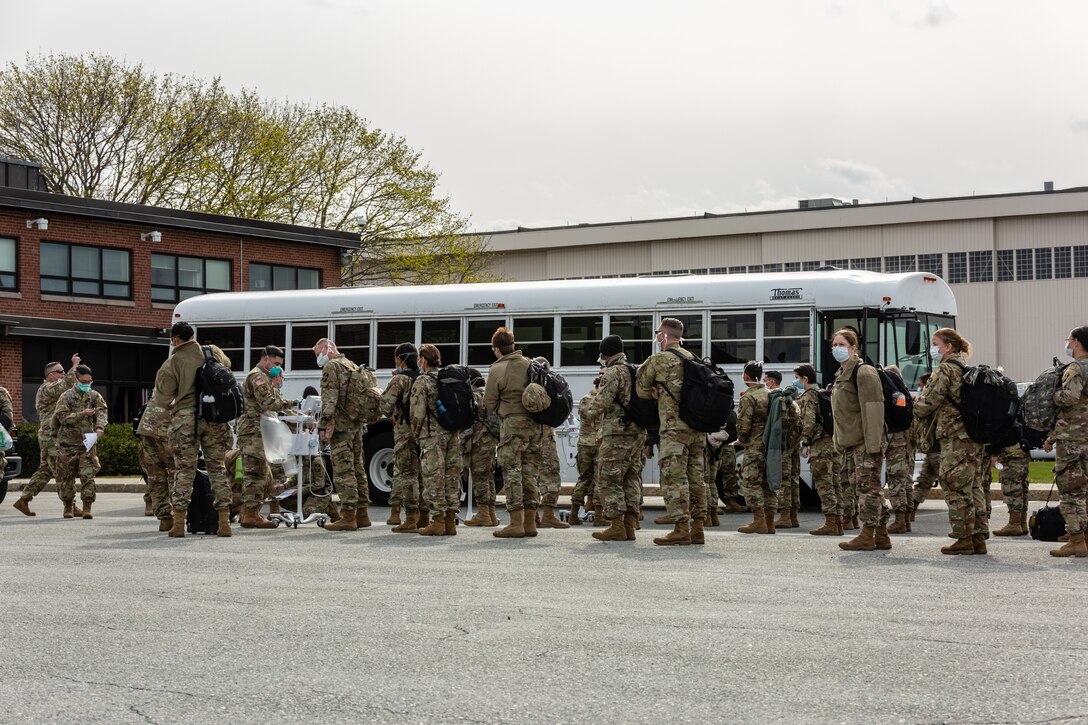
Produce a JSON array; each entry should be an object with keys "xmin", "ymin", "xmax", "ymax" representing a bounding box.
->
[{"xmin": 363, "ymin": 431, "xmax": 395, "ymax": 507}]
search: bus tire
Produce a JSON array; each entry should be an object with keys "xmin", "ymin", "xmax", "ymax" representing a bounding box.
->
[{"xmin": 363, "ymin": 431, "xmax": 395, "ymax": 507}]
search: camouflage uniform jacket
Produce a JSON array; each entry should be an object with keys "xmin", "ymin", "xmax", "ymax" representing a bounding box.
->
[
  {"xmin": 996, "ymin": 442, "xmax": 1030, "ymax": 465},
  {"xmin": 151, "ymin": 340, "xmax": 231, "ymax": 413},
  {"xmin": 1051, "ymin": 354, "xmax": 1088, "ymax": 442},
  {"xmin": 636, "ymin": 343, "xmax": 695, "ymax": 433},
  {"xmin": 831, "ymin": 356, "xmax": 885, "ymax": 454},
  {"xmin": 409, "ymin": 371, "xmax": 443, "ymax": 440},
  {"xmin": 483, "ymin": 350, "xmax": 531, "ymax": 418},
  {"xmin": 912, "ymin": 352, "xmax": 970, "ymax": 442},
  {"xmin": 55, "ymin": 387, "xmax": 108, "ymax": 447},
  {"xmin": 237, "ymin": 365, "xmax": 292, "ymax": 439},
  {"xmin": 36, "ymin": 368, "xmax": 77, "ymax": 443},
  {"xmin": 577, "ymin": 389, "xmax": 601, "ymax": 450},
  {"xmin": 737, "ymin": 384, "xmax": 770, "ymax": 451},
  {"xmin": 318, "ymin": 353, "xmax": 358, "ymax": 429},
  {"xmin": 782, "ymin": 393, "xmax": 802, "ymax": 447},
  {"xmin": 797, "ymin": 387, "xmax": 829, "ymax": 445},
  {"xmin": 381, "ymin": 372, "xmax": 418, "ymax": 441},
  {"xmin": 0, "ymin": 386, "xmax": 12, "ymax": 429},
  {"xmin": 461, "ymin": 388, "xmax": 498, "ymax": 452},
  {"xmin": 137, "ymin": 369, "xmax": 172, "ymax": 440},
  {"xmin": 586, "ymin": 354, "xmax": 638, "ymax": 438}
]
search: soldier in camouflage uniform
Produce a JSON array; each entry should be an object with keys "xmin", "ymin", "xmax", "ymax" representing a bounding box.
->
[
  {"xmin": 314, "ymin": 337, "xmax": 370, "ymax": 532},
  {"xmin": 736, "ymin": 361, "xmax": 775, "ymax": 534},
  {"xmin": 570, "ymin": 378, "xmax": 602, "ymax": 525},
  {"xmin": 637, "ymin": 318, "xmax": 706, "ymax": 546},
  {"xmin": 587, "ymin": 335, "xmax": 643, "ymax": 542},
  {"xmin": 914, "ymin": 328, "xmax": 987, "ymax": 555},
  {"xmin": 908, "ymin": 372, "xmax": 938, "ymax": 520},
  {"xmin": 538, "ymin": 424, "xmax": 570, "ymax": 528},
  {"xmin": 765, "ymin": 372, "xmax": 803, "ymax": 529},
  {"xmin": 992, "ymin": 443, "xmax": 1030, "ymax": 536},
  {"xmin": 236, "ymin": 345, "xmax": 292, "ymax": 529},
  {"xmin": 717, "ymin": 434, "xmax": 744, "ymax": 513},
  {"xmin": 380, "ymin": 343, "xmax": 425, "ymax": 531},
  {"xmin": 13, "ymin": 356, "xmax": 78, "ymax": 517},
  {"xmin": 463, "ymin": 369, "xmax": 501, "ymax": 527},
  {"xmin": 0, "ymin": 385, "xmax": 12, "ymax": 508},
  {"xmin": 883, "ymin": 366, "xmax": 915, "ymax": 534},
  {"xmin": 1047, "ymin": 325, "xmax": 1088, "ymax": 557},
  {"xmin": 53, "ymin": 365, "xmax": 108, "ymax": 519},
  {"xmin": 483, "ymin": 327, "xmax": 542, "ymax": 539},
  {"xmin": 137, "ymin": 368, "xmax": 174, "ymax": 530},
  {"xmin": 794, "ymin": 364, "xmax": 842, "ymax": 536},
  {"xmin": 411, "ymin": 344, "xmax": 463, "ymax": 537}
]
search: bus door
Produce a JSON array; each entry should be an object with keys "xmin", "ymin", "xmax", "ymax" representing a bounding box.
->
[{"xmin": 879, "ymin": 312, "xmax": 930, "ymax": 389}]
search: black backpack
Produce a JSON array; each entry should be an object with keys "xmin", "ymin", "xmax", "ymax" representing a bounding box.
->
[
  {"xmin": 527, "ymin": 360, "xmax": 574, "ymax": 428},
  {"xmin": 186, "ymin": 469, "xmax": 219, "ymax": 535},
  {"xmin": 816, "ymin": 386, "xmax": 835, "ymax": 437},
  {"xmin": 620, "ymin": 364, "xmax": 660, "ymax": 431},
  {"xmin": 196, "ymin": 346, "xmax": 244, "ymax": 423},
  {"xmin": 945, "ymin": 361, "xmax": 1021, "ymax": 446},
  {"xmin": 1029, "ymin": 486, "xmax": 1066, "ymax": 542},
  {"xmin": 662, "ymin": 349, "xmax": 735, "ymax": 433},
  {"xmin": 434, "ymin": 366, "xmax": 478, "ymax": 431},
  {"xmin": 851, "ymin": 362, "xmax": 913, "ymax": 434}
]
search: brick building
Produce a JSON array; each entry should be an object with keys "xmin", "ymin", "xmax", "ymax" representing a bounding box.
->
[{"xmin": 0, "ymin": 158, "xmax": 359, "ymax": 425}]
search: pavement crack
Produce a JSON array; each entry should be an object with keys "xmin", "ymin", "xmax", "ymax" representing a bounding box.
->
[
  {"xmin": 51, "ymin": 674, "xmax": 200, "ymax": 699},
  {"xmin": 128, "ymin": 704, "xmax": 160, "ymax": 725}
]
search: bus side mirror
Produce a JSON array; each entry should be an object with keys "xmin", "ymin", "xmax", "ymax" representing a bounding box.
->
[{"xmin": 905, "ymin": 320, "xmax": 921, "ymax": 356}]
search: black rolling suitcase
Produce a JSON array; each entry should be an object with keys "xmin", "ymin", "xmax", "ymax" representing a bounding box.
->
[{"xmin": 186, "ymin": 469, "xmax": 219, "ymax": 535}]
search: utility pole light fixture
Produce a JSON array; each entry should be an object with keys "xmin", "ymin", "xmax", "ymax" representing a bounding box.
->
[
  {"xmin": 26, "ymin": 218, "xmax": 48, "ymax": 230},
  {"xmin": 140, "ymin": 231, "xmax": 162, "ymax": 243}
]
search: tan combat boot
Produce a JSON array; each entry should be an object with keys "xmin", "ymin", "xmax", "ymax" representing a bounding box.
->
[
  {"xmin": 738, "ymin": 509, "xmax": 768, "ymax": 535},
  {"xmin": 941, "ymin": 537, "xmax": 975, "ymax": 555},
  {"xmin": 217, "ymin": 509, "xmax": 232, "ymax": 538},
  {"xmin": 159, "ymin": 515, "xmax": 173, "ymax": 532},
  {"xmin": 144, "ymin": 499, "xmax": 154, "ymax": 516},
  {"xmin": 325, "ymin": 508, "xmax": 358, "ymax": 531},
  {"xmin": 493, "ymin": 509, "xmax": 525, "ymax": 538},
  {"xmin": 834, "ymin": 514, "xmax": 844, "ymax": 535},
  {"xmin": 839, "ymin": 525, "xmax": 877, "ymax": 551},
  {"xmin": 523, "ymin": 507, "xmax": 538, "ymax": 537},
  {"xmin": 874, "ymin": 525, "xmax": 892, "ymax": 550},
  {"xmin": 540, "ymin": 506, "xmax": 570, "ymax": 529},
  {"xmin": 708, "ymin": 507, "xmax": 721, "ymax": 527},
  {"xmin": 790, "ymin": 507, "xmax": 799, "ymax": 528},
  {"xmin": 444, "ymin": 510, "xmax": 457, "ymax": 536},
  {"xmin": 240, "ymin": 507, "xmax": 278, "ymax": 529},
  {"xmin": 1050, "ymin": 531, "xmax": 1088, "ymax": 557},
  {"xmin": 993, "ymin": 511, "xmax": 1024, "ymax": 537},
  {"xmin": 70, "ymin": 501, "xmax": 83, "ymax": 517},
  {"xmin": 809, "ymin": 514, "xmax": 839, "ymax": 536},
  {"xmin": 13, "ymin": 498, "xmax": 35, "ymax": 516},
  {"xmin": 356, "ymin": 507, "xmax": 372, "ymax": 528},
  {"xmin": 887, "ymin": 511, "xmax": 909, "ymax": 534},
  {"xmin": 569, "ymin": 500, "xmax": 584, "ymax": 525},
  {"xmin": 971, "ymin": 532, "xmax": 988, "ymax": 555},
  {"xmin": 392, "ymin": 510, "xmax": 419, "ymax": 533},
  {"xmin": 168, "ymin": 509, "xmax": 187, "ymax": 538},
  {"xmin": 653, "ymin": 521, "xmax": 691, "ymax": 546},
  {"xmin": 593, "ymin": 505, "xmax": 606, "ymax": 526},
  {"xmin": 81, "ymin": 500, "xmax": 93, "ymax": 520},
  {"xmin": 690, "ymin": 518, "xmax": 706, "ymax": 545},
  {"xmin": 723, "ymin": 499, "xmax": 746, "ymax": 513},
  {"xmin": 623, "ymin": 511, "xmax": 638, "ymax": 541},
  {"xmin": 386, "ymin": 505, "xmax": 402, "ymax": 526},
  {"xmin": 326, "ymin": 501, "xmax": 341, "ymax": 523},
  {"xmin": 417, "ymin": 509, "xmax": 431, "ymax": 530},
  {"xmin": 417, "ymin": 510, "xmax": 446, "ymax": 536},
  {"xmin": 486, "ymin": 505, "xmax": 500, "ymax": 527},
  {"xmin": 774, "ymin": 508, "xmax": 792, "ymax": 529},
  {"xmin": 464, "ymin": 506, "xmax": 489, "ymax": 526},
  {"xmin": 592, "ymin": 516, "xmax": 627, "ymax": 542},
  {"xmin": 268, "ymin": 499, "xmax": 281, "ymax": 515},
  {"xmin": 763, "ymin": 508, "xmax": 777, "ymax": 534},
  {"xmin": 653, "ymin": 513, "xmax": 671, "ymax": 525},
  {"xmin": 909, "ymin": 499, "xmax": 919, "ymax": 522}
]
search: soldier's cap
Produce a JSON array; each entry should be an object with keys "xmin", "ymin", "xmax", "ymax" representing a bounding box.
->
[{"xmin": 599, "ymin": 335, "xmax": 623, "ymax": 357}]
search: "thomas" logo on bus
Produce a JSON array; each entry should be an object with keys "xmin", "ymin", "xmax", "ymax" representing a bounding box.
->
[{"xmin": 770, "ymin": 287, "xmax": 802, "ymax": 300}]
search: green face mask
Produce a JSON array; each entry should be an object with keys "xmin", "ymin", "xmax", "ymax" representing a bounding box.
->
[{"xmin": 76, "ymin": 382, "xmax": 92, "ymax": 393}]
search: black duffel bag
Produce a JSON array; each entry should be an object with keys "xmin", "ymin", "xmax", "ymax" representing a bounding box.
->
[{"xmin": 1029, "ymin": 484, "xmax": 1066, "ymax": 542}]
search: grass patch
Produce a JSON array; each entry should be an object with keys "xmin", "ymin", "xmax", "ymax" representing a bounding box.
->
[{"xmin": 991, "ymin": 461, "xmax": 1054, "ymax": 483}]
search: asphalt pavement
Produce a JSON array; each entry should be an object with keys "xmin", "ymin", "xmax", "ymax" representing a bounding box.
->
[{"xmin": 1, "ymin": 494, "xmax": 1087, "ymax": 724}]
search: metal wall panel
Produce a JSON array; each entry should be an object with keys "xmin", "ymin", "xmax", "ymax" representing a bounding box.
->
[
  {"xmin": 993, "ymin": 279, "xmax": 1082, "ymax": 381},
  {"xmin": 881, "ymin": 219, "xmax": 993, "ymax": 253},
  {"xmin": 545, "ymin": 241, "xmax": 651, "ymax": 278},
  {"xmin": 650, "ymin": 234, "xmax": 761, "ymax": 270},
  {"xmin": 995, "ymin": 213, "xmax": 1088, "ymax": 250}
]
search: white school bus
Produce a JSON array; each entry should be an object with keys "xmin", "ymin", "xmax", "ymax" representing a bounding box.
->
[{"xmin": 173, "ymin": 269, "xmax": 957, "ymax": 504}]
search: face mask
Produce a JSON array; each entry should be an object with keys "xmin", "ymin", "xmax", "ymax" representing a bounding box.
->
[
  {"xmin": 597, "ymin": 357, "xmax": 607, "ymax": 366},
  {"xmin": 316, "ymin": 354, "xmax": 329, "ymax": 368},
  {"xmin": 1065, "ymin": 345, "xmax": 1074, "ymax": 358},
  {"xmin": 76, "ymin": 382, "xmax": 92, "ymax": 393},
  {"xmin": 831, "ymin": 346, "xmax": 849, "ymax": 363},
  {"xmin": 656, "ymin": 333, "xmax": 668, "ymax": 350},
  {"xmin": 930, "ymin": 345, "xmax": 942, "ymax": 362},
  {"xmin": 276, "ymin": 379, "xmax": 284, "ymax": 390},
  {"xmin": 269, "ymin": 365, "xmax": 282, "ymax": 378},
  {"xmin": 792, "ymin": 379, "xmax": 804, "ymax": 391}
]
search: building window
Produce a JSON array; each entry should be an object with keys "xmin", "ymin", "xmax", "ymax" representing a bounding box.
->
[
  {"xmin": 849, "ymin": 257, "xmax": 881, "ymax": 272},
  {"xmin": 728, "ymin": 266, "xmax": 746, "ymax": 274},
  {"xmin": 747, "ymin": 265, "xmax": 763, "ymax": 274},
  {"xmin": 968, "ymin": 251, "xmax": 993, "ymax": 282},
  {"xmin": 1015, "ymin": 248, "xmax": 1033, "ymax": 281},
  {"xmin": 783, "ymin": 262, "xmax": 801, "ymax": 273},
  {"xmin": 560, "ymin": 315, "xmax": 604, "ymax": 366},
  {"xmin": 710, "ymin": 312, "xmax": 756, "ymax": 365},
  {"xmin": 884, "ymin": 255, "xmax": 917, "ymax": 274},
  {"xmin": 763, "ymin": 263, "xmax": 783, "ymax": 273},
  {"xmin": 918, "ymin": 254, "xmax": 943, "ymax": 277},
  {"xmin": 801, "ymin": 260, "xmax": 820, "ymax": 271},
  {"xmin": 249, "ymin": 263, "xmax": 320, "ymax": 291},
  {"xmin": 1054, "ymin": 246, "xmax": 1072, "ymax": 278},
  {"xmin": 1034, "ymin": 248, "xmax": 1053, "ymax": 280},
  {"xmin": 40, "ymin": 242, "xmax": 131, "ymax": 299},
  {"xmin": 996, "ymin": 250, "xmax": 1014, "ymax": 282},
  {"xmin": 947, "ymin": 252, "xmax": 967, "ymax": 284},
  {"xmin": 708, "ymin": 267, "xmax": 727, "ymax": 274},
  {"xmin": 825, "ymin": 259, "xmax": 847, "ymax": 269},
  {"xmin": 0, "ymin": 237, "xmax": 15, "ymax": 290},
  {"xmin": 151, "ymin": 254, "xmax": 231, "ymax": 302},
  {"xmin": 1074, "ymin": 246, "xmax": 1088, "ymax": 278}
]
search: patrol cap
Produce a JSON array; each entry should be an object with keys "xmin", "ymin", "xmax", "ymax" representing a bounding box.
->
[
  {"xmin": 599, "ymin": 335, "xmax": 623, "ymax": 357},
  {"xmin": 522, "ymin": 383, "xmax": 551, "ymax": 413}
]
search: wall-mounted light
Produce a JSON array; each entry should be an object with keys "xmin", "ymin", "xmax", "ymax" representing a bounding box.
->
[
  {"xmin": 26, "ymin": 218, "xmax": 48, "ymax": 230},
  {"xmin": 140, "ymin": 231, "xmax": 162, "ymax": 243}
]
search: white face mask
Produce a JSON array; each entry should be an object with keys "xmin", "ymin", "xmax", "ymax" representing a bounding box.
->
[
  {"xmin": 316, "ymin": 353, "xmax": 329, "ymax": 368},
  {"xmin": 831, "ymin": 346, "xmax": 849, "ymax": 363},
  {"xmin": 1065, "ymin": 345, "xmax": 1074, "ymax": 358},
  {"xmin": 656, "ymin": 332, "xmax": 668, "ymax": 350},
  {"xmin": 930, "ymin": 345, "xmax": 942, "ymax": 362}
]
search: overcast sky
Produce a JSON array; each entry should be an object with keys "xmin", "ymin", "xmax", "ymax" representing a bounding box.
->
[{"xmin": 2, "ymin": 0, "xmax": 1086, "ymax": 232}]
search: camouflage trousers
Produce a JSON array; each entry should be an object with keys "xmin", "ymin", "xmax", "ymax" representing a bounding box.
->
[
  {"xmin": 705, "ymin": 447, "xmax": 722, "ymax": 509},
  {"xmin": 54, "ymin": 445, "xmax": 101, "ymax": 503},
  {"xmin": 329, "ymin": 425, "xmax": 368, "ymax": 512},
  {"xmin": 572, "ymin": 443, "xmax": 599, "ymax": 507},
  {"xmin": 975, "ymin": 455, "xmax": 993, "ymax": 526},
  {"xmin": 740, "ymin": 445, "xmax": 776, "ymax": 511},
  {"xmin": 719, "ymin": 446, "xmax": 740, "ymax": 499},
  {"xmin": 139, "ymin": 435, "xmax": 173, "ymax": 519},
  {"xmin": 660, "ymin": 428, "xmax": 706, "ymax": 523},
  {"xmin": 938, "ymin": 436, "xmax": 985, "ymax": 540},
  {"xmin": 912, "ymin": 450, "xmax": 940, "ymax": 505},
  {"xmin": 496, "ymin": 415, "xmax": 542, "ymax": 513},
  {"xmin": 885, "ymin": 432, "xmax": 914, "ymax": 513},
  {"xmin": 391, "ymin": 435, "xmax": 422, "ymax": 511},
  {"xmin": 168, "ymin": 411, "xmax": 233, "ymax": 512},
  {"xmin": 237, "ymin": 429, "xmax": 279, "ymax": 510},
  {"xmin": 839, "ymin": 450, "xmax": 857, "ymax": 519},
  {"xmin": 843, "ymin": 444, "xmax": 889, "ymax": 528},
  {"xmin": 464, "ymin": 432, "xmax": 497, "ymax": 506},
  {"xmin": 20, "ymin": 435, "xmax": 62, "ymax": 502},
  {"xmin": 1055, "ymin": 440, "xmax": 1088, "ymax": 535},
  {"xmin": 540, "ymin": 428, "xmax": 562, "ymax": 507},
  {"xmin": 419, "ymin": 431, "xmax": 463, "ymax": 515},
  {"xmin": 598, "ymin": 433, "xmax": 642, "ymax": 520},
  {"xmin": 808, "ymin": 438, "xmax": 840, "ymax": 515},
  {"xmin": 778, "ymin": 445, "xmax": 801, "ymax": 510},
  {"xmin": 998, "ymin": 452, "xmax": 1031, "ymax": 513}
]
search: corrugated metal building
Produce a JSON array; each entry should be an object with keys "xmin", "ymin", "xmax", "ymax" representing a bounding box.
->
[{"xmin": 479, "ymin": 186, "xmax": 1088, "ymax": 382}]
